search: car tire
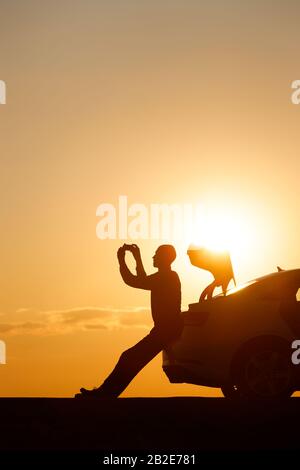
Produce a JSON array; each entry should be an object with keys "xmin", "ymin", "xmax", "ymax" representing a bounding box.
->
[
  {"xmin": 221, "ymin": 383, "xmax": 241, "ymax": 399},
  {"xmin": 227, "ymin": 336, "xmax": 295, "ymax": 401}
]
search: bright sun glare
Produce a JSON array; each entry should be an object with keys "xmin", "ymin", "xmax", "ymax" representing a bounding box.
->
[{"xmin": 185, "ymin": 203, "xmax": 258, "ymax": 259}]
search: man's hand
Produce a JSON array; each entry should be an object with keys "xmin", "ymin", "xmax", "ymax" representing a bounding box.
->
[
  {"xmin": 130, "ymin": 244, "xmax": 141, "ymax": 260},
  {"xmin": 121, "ymin": 244, "xmax": 141, "ymax": 259},
  {"xmin": 117, "ymin": 244, "xmax": 141, "ymax": 265}
]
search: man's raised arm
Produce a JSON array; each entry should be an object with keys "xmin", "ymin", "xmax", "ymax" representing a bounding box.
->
[{"xmin": 117, "ymin": 244, "xmax": 152, "ymax": 290}]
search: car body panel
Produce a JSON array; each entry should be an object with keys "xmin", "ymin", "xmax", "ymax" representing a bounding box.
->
[{"xmin": 163, "ymin": 269, "xmax": 300, "ymax": 388}]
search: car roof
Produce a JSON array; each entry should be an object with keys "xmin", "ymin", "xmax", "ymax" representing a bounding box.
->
[
  {"xmin": 216, "ymin": 268, "xmax": 300, "ymax": 298},
  {"xmin": 248, "ymin": 268, "xmax": 300, "ymax": 284}
]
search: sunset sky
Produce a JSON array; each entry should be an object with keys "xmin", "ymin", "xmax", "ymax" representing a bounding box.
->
[{"xmin": 1, "ymin": 0, "xmax": 300, "ymax": 397}]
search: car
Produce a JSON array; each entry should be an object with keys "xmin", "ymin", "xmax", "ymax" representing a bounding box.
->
[{"xmin": 162, "ymin": 268, "xmax": 300, "ymax": 399}]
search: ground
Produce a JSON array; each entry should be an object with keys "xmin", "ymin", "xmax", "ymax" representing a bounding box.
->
[{"xmin": 0, "ymin": 397, "xmax": 299, "ymax": 465}]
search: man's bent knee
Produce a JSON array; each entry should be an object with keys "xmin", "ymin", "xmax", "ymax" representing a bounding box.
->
[{"xmin": 119, "ymin": 348, "xmax": 135, "ymax": 364}]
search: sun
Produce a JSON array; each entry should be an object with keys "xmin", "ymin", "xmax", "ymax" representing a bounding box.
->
[{"xmin": 184, "ymin": 202, "xmax": 257, "ymax": 259}]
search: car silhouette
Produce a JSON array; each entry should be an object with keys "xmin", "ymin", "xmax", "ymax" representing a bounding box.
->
[{"xmin": 163, "ymin": 268, "xmax": 300, "ymax": 399}]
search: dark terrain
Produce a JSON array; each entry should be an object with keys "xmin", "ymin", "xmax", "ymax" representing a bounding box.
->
[{"xmin": 0, "ymin": 397, "xmax": 299, "ymax": 465}]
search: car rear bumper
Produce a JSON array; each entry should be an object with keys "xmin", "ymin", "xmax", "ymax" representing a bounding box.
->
[{"xmin": 163, "ymin": 364, "xmax": 221, "ymax": 388}]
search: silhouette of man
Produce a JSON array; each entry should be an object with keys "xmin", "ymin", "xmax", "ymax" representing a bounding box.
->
[{"xmin": 75, "ymin": 243, "xmax": 183, "ymax": 398}]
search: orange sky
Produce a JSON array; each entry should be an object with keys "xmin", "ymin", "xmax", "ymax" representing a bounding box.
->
[{"xmin": 0, "ymin": 0, "xmax": 300, "ymax": 397}]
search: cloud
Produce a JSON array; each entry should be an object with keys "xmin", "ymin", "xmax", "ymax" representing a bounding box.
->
[
  {"xmin": 0, "ymin": 322, "xmax": 45, "ymax": 334},
  {"xmin": 0, "ymin": 306, "xmax": 152, "ymax": 336},
  {"xmin": 51, "ymin": 307, "xmax": 111, "ymax": 325},
  {"xmin": 118, "ymin": 311, "xmax": 152, "ymax": 327},
  {"xmin": 83, "ymin": 324, "xmax": 107, "ymax": 330},
  {"xmin": 0, "ymin": 323, "xmax": 18, "ymax": 333}
]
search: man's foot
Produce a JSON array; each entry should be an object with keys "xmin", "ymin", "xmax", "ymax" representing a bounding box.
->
[{"xmin": 74, "ymin": 387, "xmax": 116, "ymax": 399}]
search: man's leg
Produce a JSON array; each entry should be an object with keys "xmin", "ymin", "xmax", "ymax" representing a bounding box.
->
[{"xmin": 94, "ymin": 329, "xmax": 165, "ymax": 397}]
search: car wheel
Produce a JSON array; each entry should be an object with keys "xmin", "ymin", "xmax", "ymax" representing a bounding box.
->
[
  {"xmin": 221, "ymin": 383, "xmax": 240, "ymax": 399},
  {"xmin": 229, "ymin": 337, "xmax": 294, "ymax": 400}
]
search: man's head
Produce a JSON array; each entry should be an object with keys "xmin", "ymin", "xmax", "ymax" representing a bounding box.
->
[{"xmin": 153, "ymin": 244, "xmax": 177, "ymax": 269}]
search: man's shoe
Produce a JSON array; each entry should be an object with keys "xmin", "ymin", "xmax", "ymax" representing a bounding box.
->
[{"xmin": 74, "ymin": 387, "xmax": 116, "ymax": 399}]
